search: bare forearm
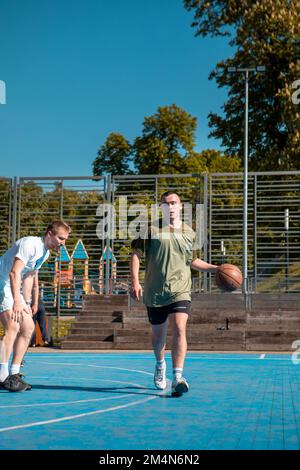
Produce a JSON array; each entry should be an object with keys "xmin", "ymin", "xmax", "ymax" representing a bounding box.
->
[
  {"xmin": 130, "ymin": 252, "xmax": 143, "ymax": 301},
  {"xmin": 32, "ymin": 284, "xmax": 39, "ymax": 306},
  {"xmin": 191, "ymin": 258, "xmax": 218, "ymax": 273},
  {"xmin": 32, "ymin": 274, "xmax": 39, "ymax": 306},
  {"xmin": 130, "ymin": 253, "xmax": 140, "ymax": 282},
  {"xmin": 9, "ymin": 271, "xmax": 22, "ymax": 304},
  {"xmin": 22, "ymin": 274, "xmax": 34, "ymax": 303}
]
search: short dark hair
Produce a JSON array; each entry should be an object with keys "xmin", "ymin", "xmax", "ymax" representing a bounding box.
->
[
  {"xmin": 45, "ymin": 220, "xmax": 71, "ymax": 235},
  {"xmin": 160, "ymin": 191, "xmax": 181, "ymax": 203}
]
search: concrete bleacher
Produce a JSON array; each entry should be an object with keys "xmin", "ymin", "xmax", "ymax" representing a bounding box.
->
[{"xmin": 60, "ymin": 293, "xmax": 300, "ymax": 351}]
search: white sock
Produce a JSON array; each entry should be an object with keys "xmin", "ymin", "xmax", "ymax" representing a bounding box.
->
[
  {"xmin": 0, "ymin": 363, "xmax": 9, "ymax": 382},
  {"xmin": 173, "ymin": 367, "xmax": 183, "ymax": 381},
  {"xmin": 156, "ymin": 359, "xmax": 166, "ymax": 369},
  {"xmin": 10, "ymin": 364, "xmax": 21, "ymax": 376}
]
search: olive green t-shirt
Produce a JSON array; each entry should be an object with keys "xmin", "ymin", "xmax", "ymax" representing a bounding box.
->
[{"xmin": 131, "ymin": 219, "xmax": 195, "ymax": 307}]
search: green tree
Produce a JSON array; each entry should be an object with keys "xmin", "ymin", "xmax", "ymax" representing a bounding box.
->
[
  {"xmin": 0, "ymin": 178, "xmax": 12, "ymax": 253},
  {"xmin": 133, "ymin": 104, "xmax": 197, "ymax": 174},
  {"xmin": 93, "ymin": 132, "xmax": 132, "ymax": 176},
  {"xmin": 184, "ymin": 0, "xmax": 300, "ymax": 170},
  {"xmin": 186, "ymin": 149, "xmax": 241, "ymax": 173}
]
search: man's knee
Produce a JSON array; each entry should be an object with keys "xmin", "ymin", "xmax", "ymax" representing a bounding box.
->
[
  {"xmin": 152, "ymin": 327, "xmax": 167, "ymax": 346},
  {"xmin": 2, "ymin": 317, "xmax": 20, "ymax": 335},
  {"xmin": 20, "ymin": 317, "xmax": 35, "ymax": 338},
  {"xmin": 172, "ymin": 325, "xmax": 186, "ymax": 339}
]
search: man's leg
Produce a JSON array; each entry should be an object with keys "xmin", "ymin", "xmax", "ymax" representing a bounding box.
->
[
  {"xmin": 152, "ymin": 320, "xmax": 168, "ymax": 362},
  {"xmin": 151, "ymin": 320, "xmax": 168, "ymax": 390},
  {"xmin": 29, "ymin": 314, "xmax": 37, "ymax": 347},
  {"xmin": 169, "ymin": 312, "xmax": 188, "ymax": 369},
  {"xmin": 12, "ymin": 312, "xmax": 35, "ymax": 367},
  {"xmin": 169, "ymin": 312, "xmax": 189, "ymax": 396},
  {"xmin": 37, "ymin": 303, "xmax": 49, "ymax": 343},
  {"xmin": 0, "ymin": 311, "xmax": 20, "ymax": 381}
]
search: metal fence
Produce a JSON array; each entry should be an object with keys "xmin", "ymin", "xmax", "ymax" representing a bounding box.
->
[
  {"xmin": 209, "ymin": 171, "xmax": 300, "ymax": 293},
  {"xmin": 0, "ymin": 171, "xmax": 299, "ymax": 316},
  {"xmin": 12, "ymin": 177, "xmax": 106, "ymax": 317}
]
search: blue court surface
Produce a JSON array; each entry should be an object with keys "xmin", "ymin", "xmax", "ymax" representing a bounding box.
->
[{"xmin": 0, "ymin": 352, "xmax": 300, "ymax": 450}]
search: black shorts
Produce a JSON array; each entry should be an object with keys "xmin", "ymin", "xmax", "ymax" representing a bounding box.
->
[{"xmin": 147, "ymin": 300, "xmax": 191, "ymax": 325}]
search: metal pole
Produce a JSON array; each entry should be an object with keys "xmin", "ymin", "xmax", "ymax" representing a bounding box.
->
[
  {"xmin": 285, "ymin": 208, "xmax": 289, "ymax": 292},
  {"xmin": 243, "ymin": 70, "xmax": 249, "ymax": 294},
  {"xmin": 221, "ymin": 239, "xmax": 226, "ymax": 265},
  {"xmin": 56, "ymin": 181, "xmax": 64, "ymax": 339},
  {"xmin": 227, "ymin": 65, "xmax": 265, "ymax": 293},
  {"xmin": 203, "ymin": 174, "xmax": 208, "ymax": 293},
  {"xmin": 105, "ymin": 175, "xmax": 111, "ymax": 295},
  {"xmin": 253, "ymin": 175, "xmax": 257, "ymax": 293},
  {"xmin": 12, "ymin": 177, "xmax": 18, "ymax": 243}
]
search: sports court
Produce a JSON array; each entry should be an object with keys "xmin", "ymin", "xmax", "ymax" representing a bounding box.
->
[{"xmin": 0, "ymin": 351, "xmax": 299, "ymax": 450}]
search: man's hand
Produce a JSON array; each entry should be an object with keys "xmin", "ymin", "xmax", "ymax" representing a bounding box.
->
[
  {"xmin": 31, "ymin": 303, "xmax": 39, "ymax": 316},
  {"xmin": 23, "ymin": 304, "xmax": 33, "ymax": 316},
  {"xmin": 11, "ymin": 301, "xmax": 25, "ymax": 323},
  {"xmin": 130, "ymin": 280, "xmax": 143, "ymax": 301}
]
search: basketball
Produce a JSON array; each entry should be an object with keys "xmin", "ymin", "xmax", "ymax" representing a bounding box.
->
[{"xmin": 215, "ymin": 264, "xmax": 243, "ymax": 292}]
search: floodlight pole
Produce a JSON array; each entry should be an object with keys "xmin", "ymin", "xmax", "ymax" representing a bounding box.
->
[
  {"xmin": 227, "ymin": 65, "xmax": 265, "ymax": 294},
  {"xmin": 243, "ymin": 69, "xmax": 249, "ymax": 294},
  {"xmin": 285, "ymin": 208, "xmax": 289, "ymax": 292}
]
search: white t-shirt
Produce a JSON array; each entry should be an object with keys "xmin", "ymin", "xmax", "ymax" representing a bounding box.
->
[{"xmin": 0, "ymin": 236, "xmax": 50, "ymax": 282}]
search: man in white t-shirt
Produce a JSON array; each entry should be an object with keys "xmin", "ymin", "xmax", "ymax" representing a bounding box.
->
[{"xmin": 0, "ymin": 220, "xmax": 70, "ymax": 392}]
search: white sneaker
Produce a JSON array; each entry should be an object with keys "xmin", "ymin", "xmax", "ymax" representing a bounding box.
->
[
  {"xmin": 154, "ymin": 364, "xmax": 167, "ymax": 390},
  {"xmin": 171, "ymin": 377, "xmax": 189, "ymax": 397}
]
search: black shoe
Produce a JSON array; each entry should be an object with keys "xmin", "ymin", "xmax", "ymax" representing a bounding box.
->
[
  {"xmin": 16, "ymin": 373, "xmax": 32, "ymax": 390},
  {"xmin": 0, "ymin": 374, "xmax": 30, "ymax": 392}
]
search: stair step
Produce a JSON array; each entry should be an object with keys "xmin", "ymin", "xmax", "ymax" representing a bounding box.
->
[
  {"xmin": 80, "ymin": 307, "xmax": 124, "ymax": 312},
  {"xmin": 73, "ymin": 320, "xmax": 122, "ymax": 327},
  {"xmin": 70, "ymin": 326, "xmax": 123, "ymax": 334},
  {"xmin": 59, "ymin": 293, "xmax": 300, "ymax": 351},
  {"xmin": 76, "ymin": 315, "xmax": 122, "ymax": 321},
  {"xmin": 60, "ymin": 341, "xmax": 115, "ymax": 350},
  {"xmin": 66, "ymin": 334, "xmax": 114, "ymax": 341},
  {"xmin": 69, "ymin": 328, "xmax": 114, "ymax": 334}
]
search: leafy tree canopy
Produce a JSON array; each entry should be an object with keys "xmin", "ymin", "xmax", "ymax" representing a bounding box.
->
[
  {"xmin": 93, "ymin": 132, "xmax": 132, "ymax": 176},
  {"xmin": 184, "ymin": 0, "xmax": 300, "ymax": 170}
]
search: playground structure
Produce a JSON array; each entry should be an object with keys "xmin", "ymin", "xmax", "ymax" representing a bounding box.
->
[
  {"xmin": 99, "ymin": 246, "xmax": 117, "ymax": 295},
  {"xmin": 53, "ymin": 239, "xmax": 117, "ymax": 308}
]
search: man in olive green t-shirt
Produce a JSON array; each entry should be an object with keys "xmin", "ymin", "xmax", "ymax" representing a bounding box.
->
[{"xmin": 130, "ymin": 191, "xmax": 218, "ymax": 397}]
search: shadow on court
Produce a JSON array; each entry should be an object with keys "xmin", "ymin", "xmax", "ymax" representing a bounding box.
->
[{"xmin": 30, "ymin": 383, "xmax": 172, "ymax": 397}]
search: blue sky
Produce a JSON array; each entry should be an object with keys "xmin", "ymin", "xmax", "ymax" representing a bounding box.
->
[{"xmin": 0, "ymin": 0, "xmax": 233, "ymax": 178}]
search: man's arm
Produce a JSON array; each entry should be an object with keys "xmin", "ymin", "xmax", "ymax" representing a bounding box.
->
[
  {"xmin": 191, "ymin": 258, "xmax": 218, "ymax": 273},
  {"xmin": 25, "ymin": 271, "xmax": 39, "ymax": 315},
  {"xmin": 22, "ymin": 271, "xmax": 34, "ymax": 303},
  {"xmin": 130, "ymin": 251, "xmax": 143, "ymax": 301},
  {"xmin": 31, "ymin": 272, "xmax": 39, "ymax": 315}
]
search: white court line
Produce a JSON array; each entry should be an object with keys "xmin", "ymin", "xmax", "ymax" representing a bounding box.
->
[
  {"xmin": 259, "ymin": 354, "xmax": 266, "ymax": 359},
  {"xmin": 0, "ymin": 395, "xmax": 158, "ymax": 433},
  {"xmin": 33, "ymin": 361, "xmax": 153, "ymax": 376},
  {"xmin": 0, "ymin": 376, "xmax": 150, "ymax": 409},
  {"xmin": 0, "ymin": 393, "xmax": 135, "ymax": 409}
]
